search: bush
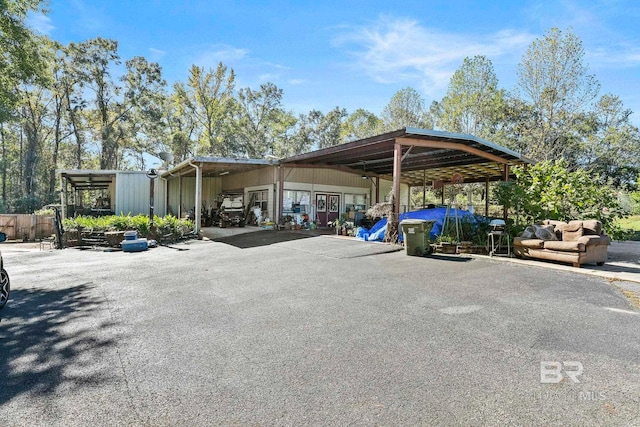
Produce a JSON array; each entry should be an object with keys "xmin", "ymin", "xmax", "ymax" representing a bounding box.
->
[
  {"xmin": 62, "ymin": 214, "xmax": 194, "ymax": 242},
  {"xmin": 495, "ymin": 160, "xmax": 622, "ymax": 234}
]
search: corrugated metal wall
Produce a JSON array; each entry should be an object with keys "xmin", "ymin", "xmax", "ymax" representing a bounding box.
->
[
  {"xmin": 283, "ymin": 167, "xmax": 370, "ymax": 188},
  {"xmin": 166, "ymin": 176, "xmax": 222, "ymax": 217},
  {"xmin": 222, "ymin": 166, "xmax": 275, "ymax": 190},
  {"xmin": 115, "ymin": 172, "xmax": 166, "ymax": 217},
  {"xmin": 378, "ymin": 179, "xmax": 410, "ymax": 212},
  {"xmin": 163, "ymin": 165, "xmax": 410, "ymax": 220}
]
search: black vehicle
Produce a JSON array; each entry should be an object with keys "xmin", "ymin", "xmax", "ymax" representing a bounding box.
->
[{"xmin": 0, "ymin": 231, "xmax": 9, "ymax": 310}]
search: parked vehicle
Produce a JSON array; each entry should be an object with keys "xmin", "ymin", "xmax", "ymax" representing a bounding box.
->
[
  {"xmin": 215, "ymin": 194, "xmax": 246, "ymax": 228},
  {"xmin": 0, "ymin": 231, "xmax": 9, "ymax": 310}
]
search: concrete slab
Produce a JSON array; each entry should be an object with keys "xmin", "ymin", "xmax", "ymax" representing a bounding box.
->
[
  {"xmin": 2, "ymin": 236, "xmax": 640, "ymax": 425},
  {"xmin": 465, "ymin": 240, "xmax": 640, "ymax": 285}
]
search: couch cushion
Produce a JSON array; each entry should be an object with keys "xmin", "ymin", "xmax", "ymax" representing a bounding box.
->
[
  {"xmin": 543, "ymin": 240, "xmax": 585, "ymax": 252},
  {"xmin": 513, "ymin": 237, "xmax": 545, "ymax": 249},
  {"xmin": 563, "ymin": 221, "xmax": 584, "ymax": 241},
  {"xmin": 519, "ymin": 225, "xmax": 536, "ymax": 239},
  {"xmin": 581, "ymin": 219, "xmax": 603, "ymax": 235},
  {"xmin": 542, "ymin": 220, "xmax": 567, "ymax": 239},
  {"xmin": 534, "ymin": 224, "xmax": 558, "ymax": 241}
]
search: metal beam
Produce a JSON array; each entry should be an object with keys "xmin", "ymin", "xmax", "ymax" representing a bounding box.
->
[
  {"xmin": 395, "ymin": 137, "xmax": 509, "ymax": 164},
  {"xmin": 278, "ymin": 166, "xmax": 284, "ymax": 220},
  {"xmin": 393, "ymin": 143, "xmax": 402, "ymax": 220}
]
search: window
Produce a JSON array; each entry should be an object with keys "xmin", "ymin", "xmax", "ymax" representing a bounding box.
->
[
  {"xmin": 249, "ymin": 190, "xmax": 269, "ymax": 212},
  {"xmin": 344, "ymin": 193, "xmax": 367, "ymax": 213},
  {"xmin": 283, "ymin": 190, "xmax": 310, "ymax": 214}
]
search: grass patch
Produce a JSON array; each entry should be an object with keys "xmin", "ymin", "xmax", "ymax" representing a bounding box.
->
[
  {"xmin": 617, "ymin": 215, "xmax": 640, "ymax": 230},
  {"xmin": 614, "ymin": 215, "xmax": 640, "ymax": 241}
]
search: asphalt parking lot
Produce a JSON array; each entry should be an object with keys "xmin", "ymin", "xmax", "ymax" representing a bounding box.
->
[{"xmin": 1, "ymin": 231, "xmax": 639, "ymax": 426}]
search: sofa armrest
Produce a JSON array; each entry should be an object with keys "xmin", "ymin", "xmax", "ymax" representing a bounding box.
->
[{"xmin": 577, "ymin": 234, "xmax": 610, "ymax": 246}]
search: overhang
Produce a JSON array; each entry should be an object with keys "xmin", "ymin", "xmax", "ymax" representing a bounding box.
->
[
  {"xmin": 162, "ymin": 156, "xmax": 276, "ymax": 178},
  {"xmin": 58, "ymin": 170, "xmax": 118, "ymax": 190},
  {"xmin": 280, "ymin": 127, "xmax": 533, "ymax": 185}
]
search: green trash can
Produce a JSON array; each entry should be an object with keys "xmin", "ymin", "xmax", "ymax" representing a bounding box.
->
[{"xmin": 400, "ymin": 219, "xmax": 436, "ymax": 256}]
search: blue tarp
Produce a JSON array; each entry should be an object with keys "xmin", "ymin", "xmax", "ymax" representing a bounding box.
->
[{"xmin": 357, "ymin": 207, "xmax": 476, "ymax": 242}]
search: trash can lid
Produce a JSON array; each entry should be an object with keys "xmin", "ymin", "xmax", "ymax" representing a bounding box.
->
[{"xmin": 400, "ymin": 219, "xmax": 428, "ymax": 224}]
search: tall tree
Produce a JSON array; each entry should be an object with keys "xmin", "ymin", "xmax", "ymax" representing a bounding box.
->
[
  {"xmin": 175, "ymin": 63, "xmax": 236, "ymax": 156},
  {"xmin": 274, "ymin": 113, "xmax": 314, "ymax": 158},
  {"xmin": 121, "ymin": 56, "xmax": 167, "ymax": 168},
  {"xmin": 314, "ymin": 106, "xmax": 347, "ymax": 149},
  {"xmin": 235, "ymin": 82, "xmax": 295, "ymax": 158},
  {"xmin": 381, "ymin": 87, "xmax": 432, "ymax": 131},
  {"xmin": 68, "ymin": 37, "xmax": 123, "ymax": 169},
  {"xmin": 434, "ymin": 56, "xmax": 506, "ymax": 138},
  {"xmin": 0, "ymin": 0, "xmax": 50, "ymax": 121},
  {"xmin": 341, "ymin": 108, "xmax": 382, "ymax": 142},
  {"xmin": 516, "ymin": 27, "xmax": 600, "ymax": 162},
  {"xmin": 582, "ymin": 94, "xmax": 640, "ymax": 187}
]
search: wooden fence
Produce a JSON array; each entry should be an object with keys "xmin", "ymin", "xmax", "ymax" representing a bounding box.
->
[{"xmin": 0, "ymin": 214, "xmax": 55, "ymax": 241}]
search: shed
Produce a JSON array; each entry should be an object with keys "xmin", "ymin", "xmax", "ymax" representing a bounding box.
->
[{"xmin": 58, "ymin": 170, "xmax": 167, "ymax": 219}]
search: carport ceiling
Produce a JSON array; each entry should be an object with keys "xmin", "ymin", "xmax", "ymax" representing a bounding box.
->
[
  {"xmin": 59, "ymin": 170, "xmax": 116, "ymax": 190},
  {"xmin": 164, "ymin": 157, "xmax": 275, "ymax": 177},
  {"xmin": 281, "ymin": 128, "xmax": 532, "ymax": 186}
]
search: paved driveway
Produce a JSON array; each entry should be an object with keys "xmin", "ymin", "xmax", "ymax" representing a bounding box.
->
[{"xmin": 1, "ymin": 232, "xmax": 639, "ymax": 426}]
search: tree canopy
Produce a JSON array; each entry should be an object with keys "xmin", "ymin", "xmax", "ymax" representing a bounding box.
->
[{"xmin": 0, "ymin": 18, "xmax": 638, "ymax": 214}]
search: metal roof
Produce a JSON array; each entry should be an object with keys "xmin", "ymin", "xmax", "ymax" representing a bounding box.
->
[
  {"xmin": 280, "ymin": 127, "xmax": 532, "ymax": 186},
  {"xmin": 162, "ymin": 156, "xmax": 276, "ymax": 178},
  {"xmin": 58, "ymin": 170, "xmax": 120, "ymax": 190}
]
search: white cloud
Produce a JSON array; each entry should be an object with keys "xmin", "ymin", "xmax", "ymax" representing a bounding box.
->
[
  {"xmin": 27, "ymin": 12, "xmax": 55, "ymax": 35},
  {"xmin": 258, "ymin": 73, "xmax": 280, "ymax": 82},
  {"xmin": 149, "ymin": 47, "xmax": 167, "ymax": 61},
  {"xmin": 193, "ymin": 44, "xmax": 250, "ymax": 68},
  {"xmin": 263, "ymin": 61, "xmax": 291, "ymax": 70},
  {"xmin": 288, "ymin": 78, "xmax": 308, "ymax": 85},
  {"xmin": 587, "ymin": 45, "xmax": 640, "ymax": 69},
  {"xmin": 333, "ymin": 17, "xmax": 535, "ymax": 97}
]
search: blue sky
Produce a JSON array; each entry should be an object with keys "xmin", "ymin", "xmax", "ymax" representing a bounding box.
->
[{"xmin": 28, "ymin": 0, "xmax": 640, "ymax": 125}]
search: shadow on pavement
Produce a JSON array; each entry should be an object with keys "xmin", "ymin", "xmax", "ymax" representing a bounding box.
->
[
  {"xmin": 0, "ymin": 283, "xmax": 118, "ymax": 402},
  {"xmin": 428, "ymin": 254, "xmax": 474, "ymax": 263},
  {"xmin": 213, "ymin": 230, "xmax": 320, "ymax": 249}
]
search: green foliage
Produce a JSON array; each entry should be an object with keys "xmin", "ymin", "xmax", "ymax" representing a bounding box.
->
[
  {"xmin": 12, "ymin": 196, "xmax": 41, "ymax": 213},
  {"xmin": 434, "ymin": 55, "xmax": 506, "ymax": 139},
  {"xmin": 341, "ymin": 108, "xmax": 382, "ymax": 142},
  {"xmin": 154, "ymin": 215, "xmax": 193, "ymax": 238},
  {"xmin": 496, "ymin": 160, "xmax": 622, "ymax": 233},
  {"xmin": 381, "ymin": 87, "xmax": 432, "ymax": 131},
  {"xmin": 62, "ymin": 214, "xmax": 193, "ymax": 241},
  {"xmin": 631, "ymin": 191, "xmax": 640, "ymax": 215},
  {"xmin": 458, "ymin": 215, "xmax": 492, "ymax": 246},
  {"xmin": 516, "ymin": 27, "xmax": 600, "ymax": 162},
  {"xmin": 0, "ymin": 0, "xmax": 50, "ymax": 120}
]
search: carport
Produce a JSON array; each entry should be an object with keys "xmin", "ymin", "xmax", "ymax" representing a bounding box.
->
[
  {"xmin": 161, "ymin": 157, "xmax": 276, "ymax": 232},
  {"xmin": 162, "ymin": 128, "xmax": 531, "ymax": 234},
  {"xmin": 280, "ymin": 127, "xmax": 532, "ymax": 220}
]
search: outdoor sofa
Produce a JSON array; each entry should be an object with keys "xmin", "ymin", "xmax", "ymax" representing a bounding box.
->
[{"xmin": 513, "ymin": 219, "xmax": 610, "ymax": 268}]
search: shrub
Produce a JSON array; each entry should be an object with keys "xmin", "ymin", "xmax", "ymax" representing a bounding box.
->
[
  {"xmin": 62, "ymin": 214, "xmax": 194, "ymax": 242},
  {"xmin": 495, "ymin": 160, "xmax": 622, "ymax": 234}
]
